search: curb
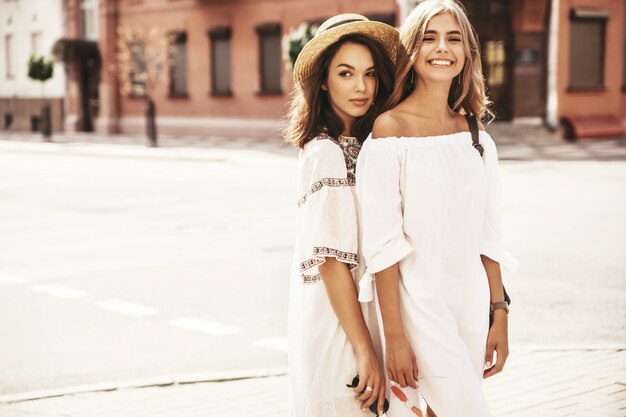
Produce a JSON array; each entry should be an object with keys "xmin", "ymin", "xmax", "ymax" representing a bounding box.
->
[
  {"xmin": 0, "ymin": 367, "xmax": 289, "ymax": 404},
  {"xmin": 2, "ymin": 346, "xmax": 623, "ymax": 404},
  {"xmin": 0, "ymin": 140, "xmax": 295, "ymax": 164},
  {"xmin": 510, "ymin": 343, "xmax": 625, "ymax": 352}
]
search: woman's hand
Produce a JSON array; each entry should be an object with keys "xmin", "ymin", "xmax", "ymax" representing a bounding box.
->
[
  {"xmin": 385, "ymin": 334, "xmax": 419, "ymax": 388},
  {"xmin": 354, "ymin": 348, "xmax": 386, "ymax": 414},
  {"xmin": 484, "ymin": 310, "xmax": 509, "ymax": 378}
]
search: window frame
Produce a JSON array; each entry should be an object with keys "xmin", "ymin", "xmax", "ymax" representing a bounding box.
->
[
  {"xmin": 79, "ymin": 0, "xmax": 99, "ymax": 40},
  {"xmin": 255, "ymin": 23, "xmax": 282, "ymax": 96},
  {"xmin": 622, "ymin": 5, "xmax": 626, "ymax": 91},
  {"xmin": 5, "ymin": 34, "xmax": 13, "ymax": 80},
  {"xmin": 208, "ymin": 26, "xmax": 233, "ymax": 97},
  {"xmin": 31, "ymin": 32, "xmax": 41, "ymax": 56}
]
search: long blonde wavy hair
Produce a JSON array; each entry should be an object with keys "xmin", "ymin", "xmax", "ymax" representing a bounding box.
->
[{"xmin": 389, "ymin": 0, "xmax": 493, "ymax": 120}]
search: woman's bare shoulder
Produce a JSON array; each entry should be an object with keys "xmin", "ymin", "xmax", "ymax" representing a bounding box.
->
[
  {"xmin": 456, "ymin": 113, "xmax": 487, "ymax": 132},
  {"xmin": 372, "ymin": 110, "xmax": 404, "ymax": 139}
]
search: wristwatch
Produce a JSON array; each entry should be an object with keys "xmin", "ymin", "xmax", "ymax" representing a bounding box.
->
[{"xmin": 490, "ymin": 301, "xmax": 509, "ymax": 314}]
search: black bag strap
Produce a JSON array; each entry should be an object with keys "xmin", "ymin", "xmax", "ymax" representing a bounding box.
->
[
  {"xmin": 465, "ymin": 114, "xmax": 484, "ymax": 157},
  {"xmin": 465, "ymin": 114, "xmax": 511, "ymax": 315}
]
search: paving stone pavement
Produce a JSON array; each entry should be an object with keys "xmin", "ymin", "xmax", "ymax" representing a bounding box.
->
[
  {"xmin": 0, "ymin": 348, "xmax": 623, "ymax": 417},
  {"xmin": 2, "ymin": 122, "xmax": 626, "ymax": 162}
]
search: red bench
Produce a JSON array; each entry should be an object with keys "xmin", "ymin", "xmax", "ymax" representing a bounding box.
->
[{"xmin": 560, "ymin": 115, "xmax": 625, "ymax": 140}]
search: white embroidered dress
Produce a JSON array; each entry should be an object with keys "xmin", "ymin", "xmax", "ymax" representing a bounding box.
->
[
  {"xmin": 288, "ymin": 134, "xmax": 379, "ymax": 417},
  {"xmin": 356, "ymin": 131, "xmax": 517, "ymax": 417}
]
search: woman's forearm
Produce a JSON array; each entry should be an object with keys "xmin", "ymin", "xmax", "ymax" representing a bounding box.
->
[
  {"xmin": 480, "ymin": 255, "xmax": 505, "ymax": 303},
  {"xmin": 374, "ymin": 263, "xmax": 405, "ymax": 338},
  {"xmin": 319, "ymin": 258, "xmax": 374, "ymax": 355}
]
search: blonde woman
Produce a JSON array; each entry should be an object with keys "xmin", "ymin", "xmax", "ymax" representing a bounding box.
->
[
  {"xmin": 285, "ymin": 14, "xmax": 398, "ymax": 417},
  {"xmin": 356, "ymin": 1, "xmax": 517, "ymax": 416}
]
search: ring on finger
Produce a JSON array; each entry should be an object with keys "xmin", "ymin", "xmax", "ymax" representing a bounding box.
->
[{"xmin": 365, "ymin": 386, "xmax": 373, "ymax": 392}]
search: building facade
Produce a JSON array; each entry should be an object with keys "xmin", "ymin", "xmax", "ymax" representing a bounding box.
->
[
  {"xmin": 554, "ymin": 0, "xmax": 625, "ymax": 129},
  {"xmin": 459, "ymin": 0, "xmax": 625, "ymax": 129},
  {"xmin": 57, "ymin": 0, "xmax": 626, "ymax": 137},
  {"xmin": 0, "ymin": 0, "xmax": 66, "ymax": 132},
  {"xmin": 61, "ymin": 0, "xmax": 398, "ymax": 137}
]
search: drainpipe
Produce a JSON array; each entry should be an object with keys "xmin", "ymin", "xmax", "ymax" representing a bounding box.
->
[
  {"xmin": 60, "ymin": 0, "xmax": 70, "ymax": 131},
  {"xmin": 545, "ymin": 0, "xmax": 559, "ymax": 130}
]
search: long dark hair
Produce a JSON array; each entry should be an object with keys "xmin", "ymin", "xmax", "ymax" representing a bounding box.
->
[{"xmin": 285, "ymin": 33, "xmax": 395, "ymax": 148}]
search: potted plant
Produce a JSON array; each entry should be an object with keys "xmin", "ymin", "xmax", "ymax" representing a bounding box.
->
[{"xmin": 27, "ymin": 54, "xmax": 55, "ymax": 140}]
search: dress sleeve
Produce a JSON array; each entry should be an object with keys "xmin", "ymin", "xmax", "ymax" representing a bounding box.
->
[
  {"xmin": 297, "ymin": 142, "xmax": 359, "ymax": 283},
  {"xmin": 480, "ymin": 134, "xmax": 519, "ymax": 271},
  {"xmin": 356, "ymin": 139, "xmax": 413, "ymax": 278}
]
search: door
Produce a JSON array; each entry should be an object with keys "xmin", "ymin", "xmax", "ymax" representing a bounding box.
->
[{"xmin": 463, "ymin": 0, "xmax": 514, "ymax": 120}]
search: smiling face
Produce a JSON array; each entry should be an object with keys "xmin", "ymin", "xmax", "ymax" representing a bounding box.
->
[
  {"xmin": 323, "ymin": 41, "xmax": 377, "ymax": 135},
  {"xmin": 413, "ymin": 12, "xmax": 466, "ymax": 84}
]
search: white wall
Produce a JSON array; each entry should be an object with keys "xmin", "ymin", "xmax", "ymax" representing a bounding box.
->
[{"xmin": 0, "ymin": 0, "xmax": 66, "ymax": 99}]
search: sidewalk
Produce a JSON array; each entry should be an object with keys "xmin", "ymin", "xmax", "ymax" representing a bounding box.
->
[
  {"xmin": 1, "ymin": 122, "xmax": 626, "ymax": 161},
  {"xmin": 0, "ymin": 347, "xmax": 623, "ymax": 417}
]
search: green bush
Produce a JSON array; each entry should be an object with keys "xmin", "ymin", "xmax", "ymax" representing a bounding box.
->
[
  {"xmin": 282, "ymin": 22, "xmax": 318, "ymax": 69},
  {"xmin": 27, "ymin": 55, "xmax": 54, "ymax": 82}
]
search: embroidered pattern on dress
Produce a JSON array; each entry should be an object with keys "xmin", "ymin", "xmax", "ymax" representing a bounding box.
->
[
  {"xmin": 341, "ymin": 141, "xmax": 360, "ymax": 182},
  {"xmin": 318, "ymin": 133, "xmax": 360, "ymax": 182},
  {"xmin": 300, "ymin": 247, "xmax": 358, "ymax": 283},
  {"xmin": 300, "ymin": 257, "xmax": 325, "ymax": 271},
  {"xmin": 297, "ymin": 177, "xmax": 355, "ymax": 207},
  {"xmin": 302, "ymin": 273, "xmax": 321, "ymax": 283},
  {"xmin": 312, "ymin": 247, "xmax": 358, "ymax": 265},
  {"xmin": 297, "ymin": 134, "xmax": 361, "ymax": 207},
  {"xmin": 299, "ymin": 247, "xmax": 358, "ymax": 272}
]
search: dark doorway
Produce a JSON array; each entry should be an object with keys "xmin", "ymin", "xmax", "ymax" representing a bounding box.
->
[
  {"xmin": 52, "ymin": 38, "xmax": 101, "ymax": 131},
  {"xmin": 79, "ymin": 56, "xmax": 100, "ymax": 132},
  {"xmin": 463, "ymin": 0, "xmax": 514, "ymax": 120}
]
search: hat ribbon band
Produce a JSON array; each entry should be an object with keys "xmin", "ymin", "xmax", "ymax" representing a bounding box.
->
[{"xmin": 320, "ymin": 18, "xmax": 366, "ymax": 34}]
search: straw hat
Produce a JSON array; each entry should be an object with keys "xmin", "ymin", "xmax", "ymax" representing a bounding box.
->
[{"xmin": 293, "ymin": 13, "xmax": 399, "ymax": 88}]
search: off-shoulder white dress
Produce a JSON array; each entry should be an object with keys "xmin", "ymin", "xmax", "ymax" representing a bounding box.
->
[
  {"xmin": 356, "ymin": 131, "xmax": 516, "ymax": 417},
  {"xmin": 288, "ymin": 134, "xmax": 380, "ymax": 417}
]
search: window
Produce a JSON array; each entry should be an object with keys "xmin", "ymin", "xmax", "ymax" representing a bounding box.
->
[
  {"xmin": 31, "ymin": 32, "xmax": 41, "ymax": 55},
  {"xmin": 5, "ymin": 34, "xmax": 13, "ymax": 79},
  {"xmin": 568, "ymin": 8, "xmax": 608, "ymax": 90},
  {"xmin": 169, "ymin": 32, "xmax": 188, "ymax": 97},
  {"xmin": 80, "ymin": 0, "xmax": 99, "ymax": 40},
  {"xmin": 256, "ymin": 23, "xmax": 282, "ymax": 94},
  {"xmin": 623, "ymin": 6, "xmax": 626, "ymax": 90},
  {"xmin": 208, "ymin": 27, "xmax": 232, "ymax": 96},
  {"xmin": 365, "ymin": 13, "xmax": 396, "ymax": 26}
]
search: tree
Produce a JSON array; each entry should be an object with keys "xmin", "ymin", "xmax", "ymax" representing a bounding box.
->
[
  {"xmin": 27, "ymin": 55, "xmax": 55, "ymax": 140},
  {"xmin": 282, "ymin": 22, "xmax": 318, "ymax": 70},
  {"xmin": 113, "ymin": 26, "xmax": 173, "ymax": 147}
]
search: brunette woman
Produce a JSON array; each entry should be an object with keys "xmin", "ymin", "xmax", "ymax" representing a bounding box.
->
[{"xmin": 285, "ymin": 13, "xmax": 398, "ymax": 417}]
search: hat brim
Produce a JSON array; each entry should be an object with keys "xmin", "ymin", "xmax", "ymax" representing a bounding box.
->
[{"xmin": 293, "ymin": 21, "xmax": 399, "ymax": 88}]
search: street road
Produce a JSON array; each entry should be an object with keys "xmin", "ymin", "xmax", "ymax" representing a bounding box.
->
[
  {"xmin": 1, "ymin": 143, "xmax": 624, "ymax": 395},
  {"xmin": 0, "ymin": 148, "xmax": 296, "ymax": 394}
]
